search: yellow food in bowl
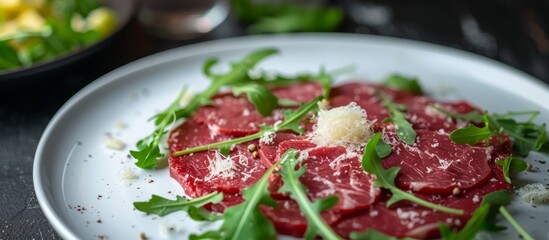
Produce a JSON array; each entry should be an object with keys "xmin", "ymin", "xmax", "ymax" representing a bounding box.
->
[{"xmin": 0, "ymin": 0, "xmax": 117, "ymax": 71}]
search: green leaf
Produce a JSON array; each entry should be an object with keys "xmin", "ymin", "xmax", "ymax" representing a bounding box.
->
[
  {"xmin": 0, "ymin": 41, "xmax": 21, "ymax": 70},
  {"xmin": 490, "ymin": 116, "xmax": 547, "ymax": 157},
  {"xmin": 133, "ymin": 191, "xmax": 223, "ymax": 217},
  {"xmin": 277, "ymin": 96, "xmax": 322, "ymax": 134},
  {"xmin": 350, "ymin": 229, "xmax": 400, "ymax": 240},
  {"xmin": 132, "ymin": 49, "xmax": 279, "ymax": 169},
  {"xmin": 378, "ymin": 92, "xmax": 417, "ymax": 145},
  {"xmin": 439, "ymin": 190, "xmax": 511, "ymax": 239},
  {"xmin": 383, "ymin": 74, "xmax": 424, "ymax": 94},
  {"xmin": 449, "ymin": 124, "xmax": 491, "ymax": 145},
  {"xmin": 441, "ymin": 109, "xmax": 547, "ymax": 157},
  {"xmin": 232, "ymin": 0, "xmax": 343, "ymax": 33},
  {"xmin": 187, "ymin": 206, "xmax": 224, "ymax": 222},
  {"xmin": 211, "ymin": 161, "xmax": 280, "ymax": 239},
  {"xmin": 375, "ymin": 139, "xmax": 392, "ymax": 158},
  {"xmin": 131, "ymin": 87, "xmax": 187, "ymax": 169},
  {"xmin": 232, "ymin": 84, "xmax": 279, "ymax": 116},
  {"xmin": 362, "ymin": 133, "xmax": 464, "ymax": 215},
  {"xmin": 499, "ymin": 206, "xmax": 535, "ymax": 240},
  {"xmin": 130, "ymin": 136, "xmax": 163, "ymax": 169},
  {"xmin": 278, "ymin": 149, "xmax": 343, "ymax": 240},
  {"xmin": 496, "ymin": 157, "xmax": 528, "ymax": 184},
  {"xmin": 172, "ymin": 96, "xmax": 321, "ymax": 157},
  {"xmin": 429, "ymin": 105, "xmax": 484, "ymax": 123}
]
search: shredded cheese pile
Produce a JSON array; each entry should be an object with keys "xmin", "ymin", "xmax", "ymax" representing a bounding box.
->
[{"xmin": 310, "ymin": 102, "xmax": 373, "ymax": 150}]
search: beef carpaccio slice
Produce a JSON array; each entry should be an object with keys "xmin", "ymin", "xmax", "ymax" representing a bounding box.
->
[{"xmin": 167, "ymin": 81, "xmax": 512, "ymax": 238}]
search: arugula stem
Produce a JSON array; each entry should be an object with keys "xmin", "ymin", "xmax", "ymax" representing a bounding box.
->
[
  {"xmin": 282, "ymin": 161, "xmax": 342, "ymax": 240},
  {"xmin": 498, "ymin": 206, "xmax": 534, "ymax": 240},
  {"xmin": 377, "ymin": 92, "xmax": 417, "ymax": 145},
  {"xmin": 158, "ymin": 191, "xmax": 219, "ymax": 208},
  {"xmin": 393, "ymin": 188, "xmax": 464, "ymax": 215},
  {"xmin": 173, "ymin": 132, "xmax": 263, "ymax": 156},
  {"xmin": 232, "ymin": 162, "xmax": 279, "ymax": 239},
  {"xmin": 495, "ymin": 111, "xmax": 539, "ymax": 123}
]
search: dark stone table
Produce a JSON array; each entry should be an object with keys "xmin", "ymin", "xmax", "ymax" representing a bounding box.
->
[{"xmin": 1, "ymin": 1, "xmax": 548, "ymax": 239}]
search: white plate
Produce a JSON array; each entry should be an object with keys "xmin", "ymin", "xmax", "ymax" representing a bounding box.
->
[{"xmin": 34, "ymin": 33, "xmax": 549, "ymax": 240}]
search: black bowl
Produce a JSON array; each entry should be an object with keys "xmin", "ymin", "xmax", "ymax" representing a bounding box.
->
[{"xmin": 0, "ymin": 0, "xmax": 137, "ymax": 83}]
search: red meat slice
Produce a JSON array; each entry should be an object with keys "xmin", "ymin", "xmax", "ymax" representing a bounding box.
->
[
  {"xmin": 381, "ymin": 130, "xmax": 493, "ymax": 194},
  {"xmin": 330, "ymin": 85, "xmax": 481, "ymax": 132},
  {"xmin": 331, "ymin": 82, "xmax": 417, "ymax": 101},
  {"xmin": 260, "ymin": 199, "xmax": 341, "ymax": 238},
  {"xmin": 168, "ymin": 119, "xmax": 266, "ymax": 206},
  {"xmin": 301, "ymin": 146, "xmax": 380, "ymax": 214},
  {"xmin": 396, "ymin": 95, "xmax": 482, "ymax": 131},
  {"xmin": 334, "ymin": 161, "xmax": 509, "ymax": 239},
  {"xmin": 258, "ymin": 133, "xmax": 303, "ymax": 167},
  {"xmin": 193, "ymin": 83, "xmax": 322, "ymax": 137},
  {"xmin": 270, "ymin": 140, "xmax": 380, "ymax": 214},
  {"xmin": 271, "ymin": 82, "xmax": 323, "ymax": 103},
  {"xmin": 193, "ymin": 96, "xmax": 283, "ymax": 136}
]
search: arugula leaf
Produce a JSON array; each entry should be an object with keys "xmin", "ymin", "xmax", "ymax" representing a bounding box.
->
[
  {"xmin": 429, "ymin": 104, "xmax": 484, "ymax": 123},
  {"xmin": 499, "ymin": 206, "xmax": 535, "ymax": 240},
  {"xmin": 130, "ymin": 87, "xmax": 187, "ymax": 169},
  {"xmin": 173, "ymin": 48, "xmax": 279, "ymax": 121},
  {"xmin": 232, "ymin": 84, "xmax": 279, "ymax": 117},
  {"xmin": 278, "ymin": 149, "xmax": 342, "ymax": 240},
  {"xmin": 490, "ymin": 116, "xmax": 547, "ymax": 157},
  {"xmin": 172, "ymin": 97, "xmax": 321, "ymax": 156},
  {"xmin": 133, "ymin": 191, "xmax": 223, "ymax": 217},
  {"xmin": 439, "ymin": 191, "xmax": 514, "ymax": 239},
  {"xmin": 131, "ymin": 49, "xmax": 278, "ymax": 168},
  {"xmin": 187, "ymin": 206, "xmax": 224, "ymax": 222},
  {"xmin": 439, "ymin": 108, "xmax": 547, "ymax": 157},
  {"xmin": 449, "ymin": 124, "xmax": 491, "ymax": 145},
  {"xmin": 496, "ymin": 157, "xmax": 528, "ymax": 184},
  {"xmin": 378, "ymin": 92, "xmax": 417, "ymax": 145},
  {"xmin": 232, "ymin": 0, "xmax": 343, "ymax": 33},
  {"xmin": 383, "ymin": 74, "xmax": 424, "ymax": 94},
  {"xmin": 375, "ymin": 139, "xmax": 392, "ymax": 158},
  {"xmin": 276, "ymin": 96, "xmax": 321, "ymax": 133},
  {"xmin": 194, "ymin": 161, "xmax": 280, "ymax": 240},
  {"xmin": 362, "ymin": 133, "xmax": 464, "ymax": 215}
]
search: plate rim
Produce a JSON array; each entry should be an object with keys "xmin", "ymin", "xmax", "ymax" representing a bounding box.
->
[{"xmin": 33, "ymin": 33, "xmax": 549, "ymax": 239}]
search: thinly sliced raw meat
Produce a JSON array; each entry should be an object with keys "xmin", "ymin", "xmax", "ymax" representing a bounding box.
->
[
  {"xmin": 381, "ymin": 129, "xmax": 493, "ymax": 194},
  {"xmin": 271, "ymin": 82, "xmax": 323, "ymax": 103},
  {"xmin": 260, "ymin": 199, "xmax": 341, "ymax": 237},
  {"xmin": 258, "ymin": 133, "xmax": 303, "ymax": 167},
  {"xmin": 193, "ymin": 83, "xmax": 322, "ymax": 136},
  {"xmin": 271, "ymin": 140, "xmax": 380, "ymax": 214},
  {"xmin": 168, "ymin": 119, "xmax": 266, "ymax": 203},
  {"xmin": 301, "ymin": 146, "xmax": 380, "ymax": 214},
  {"xmin": 397, "ymin": 95, "xmax": 481, "ymax": 131},
  {"xmin": 331, "ymin": 82, "xmax": 417, "ymax": 102},
  {"xmin": 193, "ymin": 96, "xmax": 283, "ymax": 136},
  {"xmin": 334, "ymin": 162, "xmax": 509, "ymax": 239}
]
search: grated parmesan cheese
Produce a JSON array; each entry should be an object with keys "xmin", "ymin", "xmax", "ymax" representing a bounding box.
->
[
  {"xmin": 260, "ymin": 131, "xmax": 275, "ymax": 145},
  {"xmin": 119, "ymin": 167, "xmax": 138, "ymax": 186},
  {"xmin": 310, "ymin": 102, "xmax": 373, "ymax": 150},
  {"xmin": 317, "ymin": 99, "xmax": 330, "ymax": 110},
  {"xmin": 205, "ymin": 151, "xmax": 247, "ymax": 181},
  {"xmin": 517, "ymin": 183, "xmax": 549, "ymax": 204},
  {"xmin": 104, "ymin": 137, "xmax": 126, "ymax": 150}
]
